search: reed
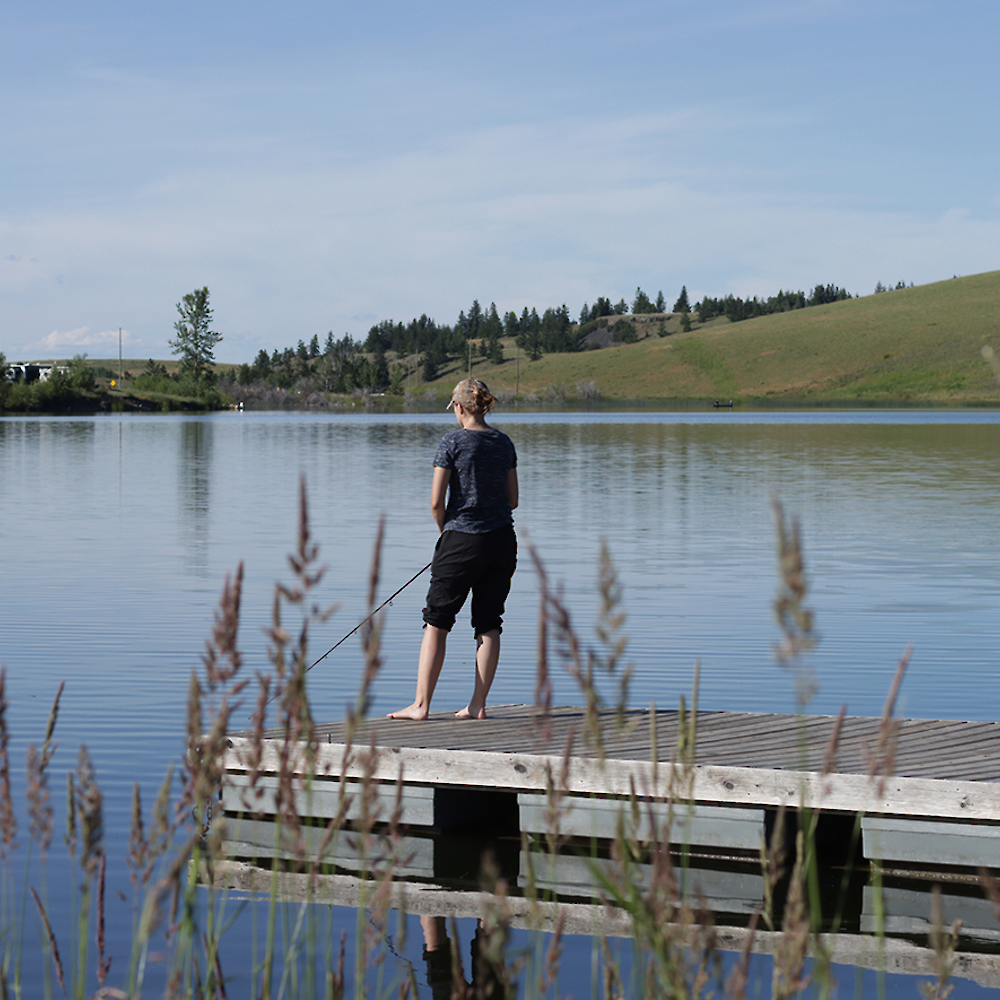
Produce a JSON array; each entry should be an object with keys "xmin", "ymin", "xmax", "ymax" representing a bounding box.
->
[{"xmin": 0, "ymin": 490, "xmax": 976, "ymax": 998}]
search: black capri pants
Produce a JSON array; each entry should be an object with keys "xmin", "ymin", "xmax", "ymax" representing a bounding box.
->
[{"xmin": 422, "ymin": 525, "xmax": 517, "ymax": 635}]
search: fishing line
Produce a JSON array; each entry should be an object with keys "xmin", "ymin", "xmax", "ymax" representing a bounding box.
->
[
  {"xmin": 257, "ymin": 559, "xmax": 433, "ymax": 715},
  {"xmin": 305, "ymin": 559, "xmax": 432, "ymax": 675}
]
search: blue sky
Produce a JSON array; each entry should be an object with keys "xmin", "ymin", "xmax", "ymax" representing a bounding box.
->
[{"xmin": 3, "ymin": 0, "xmax": 998, "ymax": 363}]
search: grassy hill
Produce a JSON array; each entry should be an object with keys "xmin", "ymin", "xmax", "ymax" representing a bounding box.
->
[
  {"xmin": 40, "ymin": 269, "xmax": 1000, "ymax": 408},
  {"xmin": 437, "ymin": 270, "xmax": 1000, "ymax": 405}
]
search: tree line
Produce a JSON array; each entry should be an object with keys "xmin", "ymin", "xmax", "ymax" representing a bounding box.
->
[
  {"xmin": 230, "ymin": 279, "xmax": 854, "ymax": 394},
  {"xmin": 692, "ymin": 284, "xmax": 852, "ymax": 324},
  {"xmin": 234, "ymin": 300, "xmax": 580, "ymax": 392}
]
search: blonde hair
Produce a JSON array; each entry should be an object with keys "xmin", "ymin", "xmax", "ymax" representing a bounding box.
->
[{"xmin": 450, "ymin": 378, "xmax": 495, "ymax": 417}]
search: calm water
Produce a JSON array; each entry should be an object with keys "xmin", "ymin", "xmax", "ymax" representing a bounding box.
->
[{"xmin": 1, "ymin": 409, "xmax": 998, "ymax": 995}]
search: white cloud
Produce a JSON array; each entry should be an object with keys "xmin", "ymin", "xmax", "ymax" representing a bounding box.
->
[
  {"xmin": 4, "ymin": 112, "xmax": 998, "ymax": 363},
  {"xmin": 21, "ymin": 326, "xmax": 133, "ymax": 356}
]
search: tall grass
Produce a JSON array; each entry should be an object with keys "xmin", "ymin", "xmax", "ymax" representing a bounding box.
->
[{"xmin": 0, "ymin": 484, "xmax": 982, "ymax": 997}]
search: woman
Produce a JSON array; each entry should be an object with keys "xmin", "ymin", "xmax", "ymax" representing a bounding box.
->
[{"xmin": 388, "ymin": 378, "xmax": 518, "ymax": 720}]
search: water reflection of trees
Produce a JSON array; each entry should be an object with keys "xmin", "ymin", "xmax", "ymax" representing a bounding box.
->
[{"xmin": 179, "ymin": 419, "xmax": 212, "ymax": 575}]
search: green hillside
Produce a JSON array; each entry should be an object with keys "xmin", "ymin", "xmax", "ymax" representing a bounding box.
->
[
  {"xmin": 33, "ymin": 269, "xmax": 1000, "ymax": 409},
  {"xmin": 438, "ymin": 270, "xmax": 1000, "ymax": 404}
]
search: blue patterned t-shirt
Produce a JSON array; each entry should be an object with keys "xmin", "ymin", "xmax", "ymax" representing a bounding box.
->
[{"xmin": 434, "ymin": 427, "xmax": 517, "ymax": 533}]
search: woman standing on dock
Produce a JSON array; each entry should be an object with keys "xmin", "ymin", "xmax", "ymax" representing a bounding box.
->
[{"xmin": 388, "ymin": 378, "xmax": 518, "ymax": 721}]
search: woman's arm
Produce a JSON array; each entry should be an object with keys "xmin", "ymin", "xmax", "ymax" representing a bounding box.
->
[
  {"xmin": 430, "ymin": 466, "xmax": 451, "ymax": 532},
  {"xmin": 507, "ymin": 468, "xmax": 519, "ymax": 511}
]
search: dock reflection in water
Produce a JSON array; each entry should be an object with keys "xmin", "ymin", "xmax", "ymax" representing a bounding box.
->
[{"xmin": 211, "ymin": 812, "xmax": 1000, "ymax": 993}]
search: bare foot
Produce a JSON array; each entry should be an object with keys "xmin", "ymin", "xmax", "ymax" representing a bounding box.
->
[
  {"xmin": 455, "ymin": 705, "xmax": 487, "ymax": 719},
  {"xmin": 387, "ymin": 703, "xmax": 429, "ymax": 720}
]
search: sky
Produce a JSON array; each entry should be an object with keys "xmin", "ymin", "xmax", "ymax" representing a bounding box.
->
[{"xmin": 2, "ymin": 0, "xmax": 998, "ymax": 363}]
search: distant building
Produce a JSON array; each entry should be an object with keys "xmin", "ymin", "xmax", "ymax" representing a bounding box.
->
[{"xmin": 3, "ymin": 363, "xmax": 69, "ymax": 383}]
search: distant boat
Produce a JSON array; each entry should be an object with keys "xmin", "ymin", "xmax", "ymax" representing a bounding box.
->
[{"xmin": 712, "ymin": 399, "xmax": 734, "ymax": 409}]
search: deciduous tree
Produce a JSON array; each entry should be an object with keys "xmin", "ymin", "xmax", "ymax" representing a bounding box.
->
[{"xmin": 67, "ymin": 354, "xmax": 94, "ymax": 390}]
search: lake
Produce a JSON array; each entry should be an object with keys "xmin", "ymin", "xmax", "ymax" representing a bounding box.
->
[{"xmin": 1, "ymin": 408, "xmax": 998, "ymax": 995}]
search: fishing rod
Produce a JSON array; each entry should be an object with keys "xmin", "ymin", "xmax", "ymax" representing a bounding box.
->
[
  {"xmin": 251, "ymin": 563, "xmax": 431, "ymax": 718},
  {"xmin": 305, "ymin": 559, "xmax": 432, "ymax": 674},
  {"xmin": 256, "ymin": 559, "xmax": 431, "ymax": 716}
]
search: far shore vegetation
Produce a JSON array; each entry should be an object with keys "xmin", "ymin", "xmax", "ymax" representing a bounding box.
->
[{"xmin": 3, "ymin": 270, "xmax": 999, "ymax": 415}]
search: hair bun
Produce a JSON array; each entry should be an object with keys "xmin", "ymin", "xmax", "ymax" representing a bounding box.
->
[{"xmin": 451, "ymin": 377, "xmax": 495, "ymax": 416}]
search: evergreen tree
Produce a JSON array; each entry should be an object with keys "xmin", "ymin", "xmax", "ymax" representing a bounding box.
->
[
  {"xmin": 517, "ymin": 308, "xmax": 543, "ymax": 361},
  {"xmin": 613, "ymin": 320, "xmax": 637, "ymax": 344},
  {"xmin": 483, "ymin": 302, "xmax": 503, "ymax": 363},
  {"xmin": 371, "ymin": 344, "xmax": 390, "ymax": 388},
  {"xmin": 673, "ymin": 286, "xmax": 691, "ymax": 314},
  {"xmin": 252, "ymin": 349, "xmax": 272, "ymax": 380},
  {"xmin": 467, "ymin": 299, "xmax": 483, "ymax": 341},
  {"xmin": 655, "ymin": 290, "xmax": 666, "ymax": 312},
  {"xmin": 170, "ymin": 286, "xmax": 221, "ymax": 384},
  {"xmin": 354, "ymin": 355, "xmax": 373, "ymax": 390},
  {"xmin": 540, "ymin": 305, "xmax": 575, "ymax": 352},
  {"xmin": 389, "ymin": 363, "xmax": 406, "ymax": 395},
  {"xmin": 593, "ymin": 297, "xmax": 613, "ymax": 318},
  {"xmin": 632, "ymin": 287, "xmax": 655, "ymax": 314}
]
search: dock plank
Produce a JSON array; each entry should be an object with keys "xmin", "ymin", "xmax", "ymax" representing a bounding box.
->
[{"xmin": 235, "ymin": 706, "xmax": 1000, "ymax": 823}]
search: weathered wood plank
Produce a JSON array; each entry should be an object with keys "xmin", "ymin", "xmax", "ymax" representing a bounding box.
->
[
  {"xmin": 862, "ymin": 815, "xmax": 1000, "ymax": 867},
  {"xmin": 519, "ymin": 850, "xmax": 765, "ymax": 914},
  {"xmin": 220, "ymin": 816, "xmax": 435, "ymax": 878},
  {"xmin": 861, "ymin": 885, "xmax": 1000, "ymax": 945},
  {"xmin": 518, "ymin": 793, "xmax": 764, "ymax": 850},
  {"xmin": 232, "ymin": 707, "xmax": 1000, "ymax": 826},
  {"xmin": 224, "ymin": 737, "xmax": 1000, "ymax": 821},
  {"xmin": 221, "ymin": 772, "xmax": 434, "ymax": 826}
]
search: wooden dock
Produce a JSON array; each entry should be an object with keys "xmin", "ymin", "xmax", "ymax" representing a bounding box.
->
[{"xmin": 222, "ymin": 706, "xmax": 1000, "ymax": 869}]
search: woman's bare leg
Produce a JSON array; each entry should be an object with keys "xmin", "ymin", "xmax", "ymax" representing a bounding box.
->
[
  {"xmin": 387, "ymin": 625, "xmax": 447, "ymax": 719},
  {"xmin": 457, "ymin": 629, "xmax": 499, "ymax": 719}
]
